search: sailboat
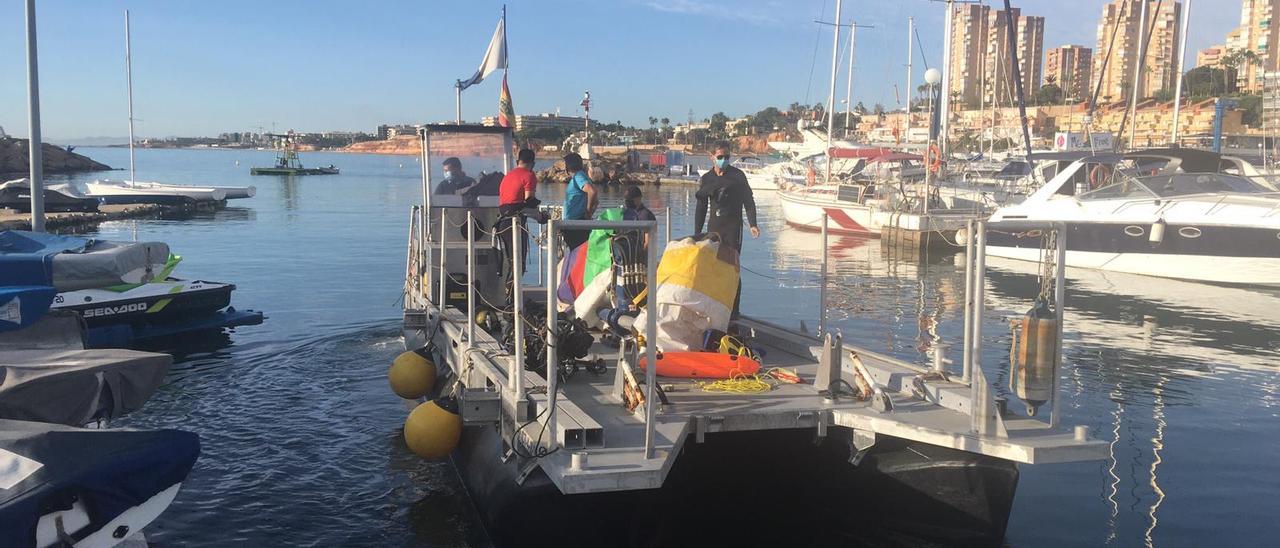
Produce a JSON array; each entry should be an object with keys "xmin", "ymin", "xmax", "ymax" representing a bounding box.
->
[{"xmin": 85, "ymin": 11, "xmax": 255, "ymax": 205}]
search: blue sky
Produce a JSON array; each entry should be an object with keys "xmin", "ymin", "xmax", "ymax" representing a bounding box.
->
[{"xmin": 0, "ymin": 0, "xmax": 1236, "ymax": 140}]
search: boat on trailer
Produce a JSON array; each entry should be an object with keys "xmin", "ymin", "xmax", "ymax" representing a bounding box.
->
[{"xmin": 395, "ymin": 125, "xmax": 1107, "ymax": 546}]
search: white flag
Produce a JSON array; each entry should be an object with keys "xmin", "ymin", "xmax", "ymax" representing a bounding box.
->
[{"xmin": 458, "ymin": 18, "xmax": 507, "ymax": 91}]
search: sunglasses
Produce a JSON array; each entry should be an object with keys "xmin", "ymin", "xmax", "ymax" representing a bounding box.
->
[{"xmin": 715, "ymin": 154, "xmax": 729, "ymax": 160}]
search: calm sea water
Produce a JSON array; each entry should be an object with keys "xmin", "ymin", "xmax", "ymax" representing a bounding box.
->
[{"xmin": 54, "ymin": 147, "xmax": 1279, "ymax": 546}]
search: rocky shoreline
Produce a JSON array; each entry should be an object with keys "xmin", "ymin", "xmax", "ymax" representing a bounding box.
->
[{"xmin": 0, "ymin": 137, "xmax": 113, "ymax": 178}]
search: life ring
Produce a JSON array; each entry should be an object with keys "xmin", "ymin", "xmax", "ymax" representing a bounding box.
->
[
  {"xmin": 1088, "ymin": 164, "xmax": 1112, "ymax": 189},
  {"xmin": 925, "ymin": 144, "xmax": 943, "ymax": 173}
]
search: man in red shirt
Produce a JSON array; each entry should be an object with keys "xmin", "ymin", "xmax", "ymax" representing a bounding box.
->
[{"xmin": 497, "ymin": 149, "xmax": 539, "ymax": 297}]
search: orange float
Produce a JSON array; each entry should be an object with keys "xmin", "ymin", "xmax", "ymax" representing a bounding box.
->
[{"xmin": 638, "ymin": 351, "xmax": 761, "ymax": 379}]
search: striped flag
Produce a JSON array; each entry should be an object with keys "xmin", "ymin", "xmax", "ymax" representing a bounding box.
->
[{"xmin": 498, "ymin": 73, "xmax": 515, "ymax": 128}]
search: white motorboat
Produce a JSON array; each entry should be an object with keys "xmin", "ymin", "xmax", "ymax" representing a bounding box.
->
[
  {"xmin": 984, "ymin": 148, "xmax": 1280, "ymax": 286},
  {"xmin": 103, "ymin": 179, "xmax": 255, "ymax": 200},
  {"xmin": 731, "ymin": 156, "xmax": 784, "ymax": 191}
]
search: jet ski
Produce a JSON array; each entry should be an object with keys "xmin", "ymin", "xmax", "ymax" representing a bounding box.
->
[
  {"xmin": 0, "ymin": 178, "xmax": 101, "ymax": 213},
  {"xmin": 0, "ymin": 230, "xmax": 263, "ymax": 348}
]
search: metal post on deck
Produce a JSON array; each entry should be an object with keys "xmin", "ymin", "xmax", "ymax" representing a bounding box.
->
[
  {"xmin": 511, "ymin": 216, "xmax": 524, "ymax": 393},
  {"xmin": 25, "ymin": 0, "xmax": 45, "ymax": 232},
  {"xmin": 1050, "ymin": 224, "xmax": 1067, "ymax": 428},
  {"xmin": 664, "ymin": 207, "xmax": 672, "ymax": 247},
  {"xmin": 968, "ymin": 221, "xmax": 987, "ymax": 432},
  {"xmin": 438, "ymin": 214, "xmax": 448, "ymax": 307},
  {"xmin": 644, "ymin": 220, "xmax": 659, "ymax": 459},
  {"xmin": 419, "ymin": 128, "xmax": 433, "ymax": 242},
  {"xmin": 961, "ymin": 220, "xmax": 975, "ymax": 382},
  {"xmin": 407, "ymin": 206, "xmax": 420, "ymax": 299},
  {"xmin": 466, "ymin": 212, "xmax": 476, "ymax": 349},
  {"xmin": 819, "ymin": 213, "xmax": 830, "ymax": 337},
  {"xmin": 544, "ymin": 219, "xmax": 559, "ymax": 452}
]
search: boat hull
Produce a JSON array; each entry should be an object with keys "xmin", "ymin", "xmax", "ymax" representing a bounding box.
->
[
  {"xmin": 779, "ymin": 189, "xmax": 882, "ymax": 235},
  {"xmin": 250, "ymin": 167, "xmax": 338, "ymax": 176},
  {"xmin": 985, "ymin": 222, "xmax": 1280, "ymax": 286},
  {"xmin": 450, "ymin": 421, "xmax": 1018, "ymax": 547},
  {"xmin": 55, "ymin": 280, "xmax": 236, "ymax": 328},
  {"xmin": 0, "ymin": 187, "xmax": 100, "ymax": 213}
]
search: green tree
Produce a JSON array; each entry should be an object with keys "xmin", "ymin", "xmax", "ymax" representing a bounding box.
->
[
  {"xmin": 1035, "ymin": 84, "xmax": 1063, "ymax": 106},
  {"xmin": 709, "ymin": 112, "xmax": 729, "ymax": 137},
  {"xmin": 1152, "ymin": 88, "xmax": 1174, "ymax": 102},
  {"xmin": 1185, "ymin": 66, "xmax": 1227, "ymax": 98}
]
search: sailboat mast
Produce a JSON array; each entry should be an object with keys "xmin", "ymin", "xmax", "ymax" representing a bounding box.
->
[
  {"xmin": 905, "ymin": 17, "xmax": 913, "ymax": 138},
  {"xmin": 939, "ymin": 0, "xmax": 955, "ymax": 156},
  {"xmin": 1170, "ymin": 0, "xmax": 1192, "ymax": 146},
  {"xmin": 125, "ymin": 10, "xmax": 136, "ymax": 184},
  {"xmin": 844, "ymin": 23, "xmax": 856, "ymax": 136},
  {"xmin": 825, "ymin": 0, "xmax": 843, "ymax": 183},
  {"xmin": 1127, "ymin": 0, "xmax": 1149, "ymax": 150}
]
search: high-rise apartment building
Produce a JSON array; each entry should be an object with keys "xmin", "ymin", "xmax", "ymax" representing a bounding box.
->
[
  {"xmin": 1225, "ymin": 0, "xmax": 1280, "ymax": 91},
  {"xmin": 1046, "ymin": 46, "xmax": 1094, "ymax": 101},
  {"xmin": 1197, "ymin": 45, "xmax": 1227, "ymax": 68},
  {"xmin": 947, "ymin": 5, "xmax": 1044, "ymax": 107},
  {"xmin": 1092, "ymin": 0, "xmax": 1183, "ymax": 103}
]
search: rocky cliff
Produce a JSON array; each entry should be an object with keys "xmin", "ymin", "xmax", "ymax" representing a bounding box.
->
[
  {"xmin": 0, "ymin": 138, "xmax": 113, "ymax": 177},
  {"xmin": 732, "ymin": 132, "xmax": 789, "ymax": 155}
]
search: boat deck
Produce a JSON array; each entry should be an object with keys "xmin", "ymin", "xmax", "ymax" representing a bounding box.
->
[{"xmin": 406, "ymin": 292, "xmax": 1107, "ymax": 496}]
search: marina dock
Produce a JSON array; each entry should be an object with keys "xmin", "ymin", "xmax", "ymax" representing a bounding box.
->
[{"xmin": 0, "ymin": 203, "xmax": 161, "ymax": 232}]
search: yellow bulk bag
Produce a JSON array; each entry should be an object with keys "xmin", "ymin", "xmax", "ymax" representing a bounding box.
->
[{"xmin": 635, "ymin": 235, "xmax": 739, "ymax": 350}]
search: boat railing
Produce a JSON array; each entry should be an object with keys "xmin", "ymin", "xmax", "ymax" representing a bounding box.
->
[
  {"xmin": 405, "ymin": 202, "xmax": 1083, "ymax": 462},
  {"xmin": 415, "ymin": 206, "xmax": 662, "ymax": 457}
]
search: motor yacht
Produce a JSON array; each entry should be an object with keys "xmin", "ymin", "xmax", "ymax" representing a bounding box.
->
[{"xmin": 985, "ymin": 148, "xmax": 1280, "ymax": 286}]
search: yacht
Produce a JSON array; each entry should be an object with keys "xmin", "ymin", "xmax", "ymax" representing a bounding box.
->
[{"xmin": 985, "ymin": 148, "xmax": 1280, "ymax": 286}]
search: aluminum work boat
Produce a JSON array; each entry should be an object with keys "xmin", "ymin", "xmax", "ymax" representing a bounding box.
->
[
  {"xmin": 983, "ymin": 148, "xmax": 1280, "ymax": 286},
  {"xmin": 392, "ymin": 124, "xmax": 1107, "ymax": 546}
]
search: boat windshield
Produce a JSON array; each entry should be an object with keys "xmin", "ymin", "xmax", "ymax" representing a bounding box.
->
[{"xmin": 1079, "ymin": 172, "xmax": 1272, "ymax": 201}]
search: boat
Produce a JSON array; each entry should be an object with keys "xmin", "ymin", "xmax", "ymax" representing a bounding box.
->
[
  {"xmin": 393, "ymin": 123, "xmax": 1106, "ymax": 546},
  {"xmin": 0, "ymin": 419, "xmax": 199, "ymax": 548},
  {"xmin": 250, "ymin": 133, "xmax": 339, "ymax": 176},
  {"xmin": 0, "ymin": 230, "xmax": 264, "ymax": 348},
  {"xmin": 984, "ymin": 148, "xmax": 1280, "ymax": 286},
  {"xmin": 88, "ymin": 12, "xmax": 246, "ymax": 208},
  {"xmin": 730, "ymin": 156, "xmax": 783, "ymax": 191},
  {"xmin": 82, "ymin": 179, "xmax": 226, "ymax": 206},
  {"xmin": 0, "ymin": 178, "xmax": 100, "ymax": 213}
]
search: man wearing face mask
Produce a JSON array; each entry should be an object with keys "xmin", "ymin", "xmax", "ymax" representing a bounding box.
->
[
  {"xmin": 435, "ymin": 157, "xmax": 476, "ymax": 195},
  {"xmin": 695, "ymin": 141, "xmax": 758, "ymax": 319}
]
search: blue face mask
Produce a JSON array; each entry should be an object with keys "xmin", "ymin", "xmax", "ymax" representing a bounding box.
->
[
  {"xmin": 715, "ymin": 157, "xmax": 729, "ymax": 169},
  {"xmin": 442, "ymin": 171, "xmax": 454, "ymax": 181}
]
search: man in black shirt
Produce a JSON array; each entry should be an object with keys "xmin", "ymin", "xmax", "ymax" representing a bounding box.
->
[
  {"xmin": 694, "ymin": 141, "xmax": 759, "ymax": 318},
  {"xmin": 435, "ymin": 157, "xmax": 476, "ymax": 195}
]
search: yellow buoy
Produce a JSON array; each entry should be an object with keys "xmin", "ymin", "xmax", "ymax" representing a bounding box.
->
[
  {"xmin": 388, "ymin": 350, "xmax": 436, "ymax": 399},
  {"xmin": 404, "ymin": 398, "xmax": 461, "ymax": 459}
]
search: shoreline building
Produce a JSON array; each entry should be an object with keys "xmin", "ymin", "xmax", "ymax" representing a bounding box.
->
[
  {"xmin": 481, "ymin": 113, "xmax": 587, "ymax": 133},
  {"xmin": 1092, "ymin": 0, "xmax": 1183, "ymax": 104},
  {"xmin": 1225, "ymin": 0, "xmax": 1280, "ymax": 92},
  {"xmin": 948, "ymin": 4, "xmax": 1045, "ymax": 108},
  {"xmin": 1197, "ymin": 45, "xmax": 1227, "ymax": 68},
  {"xmin": 1046, "ymin": 45, "xmax": 1093, "ymax": 102}
]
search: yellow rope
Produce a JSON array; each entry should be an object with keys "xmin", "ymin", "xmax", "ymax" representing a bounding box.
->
[{"xmin": 697, "ymin": 373, "xmax": 773, "ymax": 394}]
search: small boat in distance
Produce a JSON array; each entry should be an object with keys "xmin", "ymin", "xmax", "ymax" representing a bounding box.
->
[{"xmin": 250, "ymin": 133, "xmax": 339, "ymax": 176}]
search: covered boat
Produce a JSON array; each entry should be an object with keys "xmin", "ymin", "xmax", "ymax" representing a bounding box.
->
[
  {"xmin": 0, "ymin": 419, "xmax": 198, "ymax": 547},
  {"xmin": 88, "ymin": 179, "xmax": 254, "ymax": 201},
  {"xmin": 0, "ymin": 179, "xmax": 100, "ymax": 213}
]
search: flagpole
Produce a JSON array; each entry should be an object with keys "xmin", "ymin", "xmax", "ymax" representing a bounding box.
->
[{"xmin": 455, "ymin": 81, "xmax": 462, "ymax": 124}]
